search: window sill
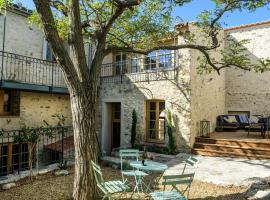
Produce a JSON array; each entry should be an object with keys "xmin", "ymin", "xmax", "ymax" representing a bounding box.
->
[
  {"xmin": 0, "ymin": 115, "xmax": 20, "ymax": 118},
  {"xmin": 142, "ymin": 141, "xmax": 166, "ymax": 147}
]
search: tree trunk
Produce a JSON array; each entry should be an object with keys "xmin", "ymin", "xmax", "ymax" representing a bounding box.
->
[
  {"xmin": 70, "ymin": 83, "xmax": 98, "ymax": 200},
  {"xmin": 28, "ymin": 142, "xmax": 36, "ymax": 181}
]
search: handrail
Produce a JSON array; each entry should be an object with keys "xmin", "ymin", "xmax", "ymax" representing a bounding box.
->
[
  {"xmin": 0, "ymin": 51, "xmax": 177, "ymax": 87},
  {"xmin": 0, "ymin": 50, "xmax": 57, "ymax": 65}
]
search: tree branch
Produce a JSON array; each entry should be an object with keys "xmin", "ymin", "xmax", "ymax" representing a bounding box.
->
[
  {"xmin": 33, "ymin": 0, "xmax": 79, "ymax": 87},
  {"xmin": 50, "ymin": 0, "xmax": 68, "ymax": 16},
  {"xmin": 69, "ymin": 0, "xmax": 88, "ymax": 82},
  {"xmin": 102, "ymin": 0, "xmax": 140, "ymax": 35}
]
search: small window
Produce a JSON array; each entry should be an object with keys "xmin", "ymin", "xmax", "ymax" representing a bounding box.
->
[
  {"xmin": 0, "ymin": 143, "xmax": 29, "ymax": 176},
  {"xmin": 144, "ymin": 50, "xmax": 174, "ymax": 70},
  {"xmin": 3, "ymin": 90, "xmax": 11, "ymax": 113},
  {"xmin": 45, "ymin": 41, "xmax": 56, "ymax": 62},
  {"xmin": 0, "ymin": 90, "xmax": 20, "ymax": 116},
  {"xmin": 145, "ymin": 51, "xmax": 157, "ymax": 70},
  {"xmin": 146, "ymin": 100, "xmax": 166, "ymax": 143},
  {"xmin": 115, "ymin": 53, "xmax": 127, "ymax": 75},
  {"xmin": 159, "ymin": 50, "xmax": 173, "ymax": 68}
]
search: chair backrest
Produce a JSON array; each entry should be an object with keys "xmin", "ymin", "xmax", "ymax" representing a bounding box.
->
[
  {"xmin": 119, "ymin": 149, "xmax": 140, "ymax": 160},
  {"xmin": 162, "ymin": 173, "xmax": 195, "ymax": 199},
  {"xmin": 91, "ymin": 161, "xmax": 108, "ymax": 194},
  {"xmin": 119, "ymin": 149, "xmax": 140, "ymax": 174},
  {"xmin": 182, "ymin": 156, "xmax": 198, "ymax": 174}
]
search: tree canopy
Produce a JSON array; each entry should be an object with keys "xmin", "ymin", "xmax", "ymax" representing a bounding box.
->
[
  {"xmin": 1, "ymin": 0, "xmax": 270, "ymax": 74},
  {"xmin": 1, "ymin": 1, "xmax": 270, "ymax": 199}
]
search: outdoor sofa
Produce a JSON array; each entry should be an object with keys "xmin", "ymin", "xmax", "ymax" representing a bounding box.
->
[{"xmin": 216, "ymin": 114, "xmax": 266, "ymax": 132}]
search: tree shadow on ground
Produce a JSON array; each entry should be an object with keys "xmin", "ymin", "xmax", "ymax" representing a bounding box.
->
[{"xmin": 191, "ymin": 193, "xmax": 246, "ymax": 200}]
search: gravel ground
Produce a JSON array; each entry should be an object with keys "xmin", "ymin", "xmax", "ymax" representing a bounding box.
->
[{"xmin": 0, "ymin": 167, "xmax": 246, "ymax": 200}]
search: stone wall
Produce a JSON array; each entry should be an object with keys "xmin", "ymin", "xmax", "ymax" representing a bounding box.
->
[
  {"xmin": 189, "ymin": 25, "xmax": 226, "ymax": 144},
  {"xmin": 0, "ymin": 91, "xmax": 72, "ymax": 130},
  {"xmin": 97, "ymin": 36, "xmax": 193, "ymax": 154},
  {"xmin": 225, "ymin": 23, "xmax": 270, "ymax": 115},
  {"xmin": 98, "ymin": 78, "xmax": 191, "ymax": 155}
]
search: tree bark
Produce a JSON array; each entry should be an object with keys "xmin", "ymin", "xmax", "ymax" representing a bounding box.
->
[{"xmin": 69, "ymin": 82, "xmax": 98, "ymax": 200}]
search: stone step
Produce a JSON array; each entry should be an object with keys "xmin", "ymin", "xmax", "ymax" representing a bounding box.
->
[
  {"xmin": 192, "ymin": 149, "xmax": 270, "ymax": 160},
  {"xmin": 194, "ymin": 143, "xmax": 270, "ymax": 156},
  {"xmin": 195, "ymin": 137, "xmax": 270, "ymax": 149}
]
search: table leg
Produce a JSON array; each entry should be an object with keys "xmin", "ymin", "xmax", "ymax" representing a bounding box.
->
[{"xmin": 144, "ymin": 171, "xmax": 165, "ymax": 193}]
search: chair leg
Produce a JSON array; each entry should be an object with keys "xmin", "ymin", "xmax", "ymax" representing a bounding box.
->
[{"xmin": 133, "ymin": 175, "xmax": 140, "ymax": 193}]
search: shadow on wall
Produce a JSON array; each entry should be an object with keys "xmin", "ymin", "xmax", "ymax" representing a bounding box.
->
[
  {"xmin": 99, "ymin": 62, "xmax": 191, "ymax": 152},
  {"xmin": 225, "ymin": 29, "xmax": 270, "ymax": 116}
]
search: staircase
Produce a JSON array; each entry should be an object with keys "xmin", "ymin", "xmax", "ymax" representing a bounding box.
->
[{"xmin": 192, "ymin": 137, "xmax": 270, "ymax": 159}]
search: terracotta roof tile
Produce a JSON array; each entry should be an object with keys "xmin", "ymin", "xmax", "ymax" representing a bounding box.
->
[{"xmin": 224, "ymin": 20, "xmax": 270, "ymax": 31}]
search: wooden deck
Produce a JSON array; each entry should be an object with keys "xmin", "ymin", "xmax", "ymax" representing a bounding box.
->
[
  {"xmin": 193, "ymin": 130, "xmax": 270, "ymax": 159},
  {"xmin": 210, "ymin": 130, "xmax": 270, "ymax": 142}
]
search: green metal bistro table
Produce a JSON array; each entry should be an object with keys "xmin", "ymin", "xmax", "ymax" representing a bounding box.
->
[{"xmin": 130, "ymin": 160, "xmax": 168, "ymax": 193}]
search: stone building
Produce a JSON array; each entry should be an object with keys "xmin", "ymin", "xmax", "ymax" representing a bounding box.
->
[
  {"xmin": 0, "ymin": 5, "xmax": 72, "ymax": 130},
  {"xmin": 98, "ymin": 21, "xmax": 270, "ymax": 155},
  {"xmin": 1, "ymin": 4, "xmax": 270, "ymax": 157}
]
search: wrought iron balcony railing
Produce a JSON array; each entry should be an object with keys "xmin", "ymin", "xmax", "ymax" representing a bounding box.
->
[
  {"xmin": 100, "ymin": 52, "xmax": 178, "ymax": 83},
  {"xmin": 0, "ymin": 51, "xmax": 178, "ymax": 91},
  {"xmin": 0, "ymin": 51, "xmax": 66, "ymax": 89}
]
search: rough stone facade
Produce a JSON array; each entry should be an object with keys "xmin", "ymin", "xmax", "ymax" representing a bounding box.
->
[
  {"xmin": 189, "ymin": 25, "xmax": 226, "ymax": 144},
  {"xmin": 225, "ymin": 23, "xmax": 270, "ymax": 115},
  {"xmin": 2, "ymin": 6, "xmax": 270, "ymax": 153},
  {"xmin": 0, "ymin": 8, "xmax": 72, "ymax": 130},
  {"xmin": 98, "ymin": 78, "xmax": 191, "ymax": 155},
  {"xmin": 0, "ymin": 91, "xmax": 72, "ymax": 130}
]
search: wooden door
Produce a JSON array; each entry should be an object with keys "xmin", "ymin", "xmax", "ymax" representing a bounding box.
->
[{"xmin": 111, "ymin": 103, "xmax": 121, "ymax": 149}]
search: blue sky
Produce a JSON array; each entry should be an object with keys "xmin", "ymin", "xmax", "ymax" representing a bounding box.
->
[{"xmin": 18, "ymin": 0, "xmax": 270, "ymax": 27}]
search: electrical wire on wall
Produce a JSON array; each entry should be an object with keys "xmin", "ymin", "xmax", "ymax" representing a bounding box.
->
[{"xmin": 1, "ymin": 0, "xmax": 7, "ymax": 81}]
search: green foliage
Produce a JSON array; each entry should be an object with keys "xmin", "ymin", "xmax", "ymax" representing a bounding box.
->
[
  {"xmin": 13, "ymin": 127, "xmax": 39, "ymax": 144},
  {"xmin": 0, "ymin": 0, "xmax": 12, "ymax": 10},
  {"xmin": 58, "ymin": 160, "xmax": 68, "ymax": 170},
  {"xmin": 165, "ymin": 110, "xmax": 176, "ymax": 154},
  {"xmin": 107, "ymin": 0, "xmax": 173, "ymax": 50},
  {"xmin": 130, "ymin": 109, "xmax": 137, "ymax": 148},
  {"xmin": 13, "ymin": 126, "xmax": 55, "ymax": 144},
  {"xmin": 135, "ymin": 144, "xmax": 170, "ymax": 155}
]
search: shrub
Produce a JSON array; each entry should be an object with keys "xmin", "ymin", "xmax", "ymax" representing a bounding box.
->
[
  {"xmin": 130, "ymin": 109, "xmax": 137, "ymax": 148},
  {"xmin": 134, "ymin": 144, "xmax": 170, "ymax": 155},
  {"xmin": 166, "ymin": 110, "xmax": 176, "ymax": 154}
]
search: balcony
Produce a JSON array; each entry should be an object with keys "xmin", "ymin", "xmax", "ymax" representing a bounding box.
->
[
  {"xmin": 100, "ymin": 52, "xmax": 178, "ymax": 83},
  {"xmin": 0, "ymin": 51, "xmax": 178, "ymax": 93},
  {"xmin": 0, "ymin": 51, "xmax": 68, "ymax": 94}
]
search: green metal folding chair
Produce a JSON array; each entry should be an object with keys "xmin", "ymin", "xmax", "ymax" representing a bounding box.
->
[
  {"xmin": 181, "ymin": 156, "xmax": 198, "ymax": 174},
  {"xmin": 149, "ymin": 173, "xmax": 195, "ymax": 200},
  {"xmin": 119, "ymin": 149, "xmax": 148, "ymax": 193},
  {"xmin": 91, "ymin": 161, "xmax": 128, "ymax": 200}
]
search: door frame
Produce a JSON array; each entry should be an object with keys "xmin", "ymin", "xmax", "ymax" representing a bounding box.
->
[
  {"xmin": 101, "ymin": 98, "xmax": 124, "ymax": 155},
  {"xmin": 111, "ymin": 102, "xmax": 121, "ymax": 150}
]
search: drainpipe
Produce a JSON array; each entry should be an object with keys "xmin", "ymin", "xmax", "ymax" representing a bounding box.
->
[{"xmin": 1, "ymin": 0, "xmax": 7, "ymax": 82}]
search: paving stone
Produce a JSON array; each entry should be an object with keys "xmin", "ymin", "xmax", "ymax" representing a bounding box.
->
[{"xmin": 2, "ymin": 182, "xmax": 16, "ymax": 190}]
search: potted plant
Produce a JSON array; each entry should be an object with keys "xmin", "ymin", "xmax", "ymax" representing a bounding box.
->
[{"xmin": 141, "ymin": 146, "xmax": 147, "ymax": 166}]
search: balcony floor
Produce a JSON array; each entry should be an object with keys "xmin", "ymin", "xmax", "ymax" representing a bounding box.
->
[{"xmin": 0, "ymin": 80, "xmax": 69, "ymax": 94}]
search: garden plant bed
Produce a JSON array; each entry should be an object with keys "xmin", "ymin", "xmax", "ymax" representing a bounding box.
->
[{"xmin": 0, "ymin": 166, "xmax": 247, "ymax": 200}]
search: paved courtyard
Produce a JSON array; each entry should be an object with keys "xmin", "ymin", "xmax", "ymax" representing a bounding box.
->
[{"xmin": 166, "ymin": 154, "xmax": 270, "ymax": 187}]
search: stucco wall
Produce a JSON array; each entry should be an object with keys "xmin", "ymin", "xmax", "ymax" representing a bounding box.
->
[
  {"xmin": 225, "ymin": 24, "xmax": 270, "ymax": 115},
  {"xmin": 0, "ymin": 91, "xmax": 72, "ymax": 130},
  {"xmin": 0, "ymin": 10, "xmax": 44, "ymax": 58},
  {"xmin": 189, "ymin": 25, "xmax": 226, "ymax": 143}
]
